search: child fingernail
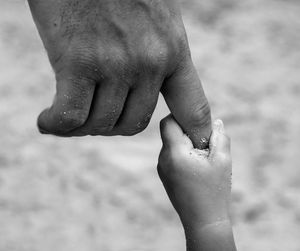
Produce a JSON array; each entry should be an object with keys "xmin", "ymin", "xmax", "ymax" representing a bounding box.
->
[{"xmin": 214, "ymin": 119, "xmax": 224, "ymax": 133}]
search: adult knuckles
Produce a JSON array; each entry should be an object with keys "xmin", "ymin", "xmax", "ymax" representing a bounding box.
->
[
  {"xmin": 139, "ymin": 38, "xmax": 169, "ymax": 72},
  {"xmin": 55, "ymin": 35, "xmax": 172, "ymax": 82},
  {"xmin": 55, "ymin": 40, "xmax": 124, "ymax": 76},
  {"xmin": 67, "ymin": 47, "xmax": 101, "ymax": 78}
]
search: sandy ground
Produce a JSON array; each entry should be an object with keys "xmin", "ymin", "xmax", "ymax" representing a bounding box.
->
[{"xmin": 1, "ymin": 0, "xmax": 300, "ymax": 250}]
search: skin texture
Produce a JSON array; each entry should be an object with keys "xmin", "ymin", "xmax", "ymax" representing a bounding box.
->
[
  {"xmin": 158, "ymin": 116, "xmax": 237, "ymax": 251},
  {"xmin": 27, "ymin": 0, "xmax": 211, "ymax": 148}
]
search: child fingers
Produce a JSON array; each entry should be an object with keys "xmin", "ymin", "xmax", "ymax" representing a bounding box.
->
[
  {"xmin": 160, "ymin": 114, "xmax": 193, "ymax": 149},
  {"xmin": 209, "ymin": 119, "xmax": 231, "ymax": 158}
]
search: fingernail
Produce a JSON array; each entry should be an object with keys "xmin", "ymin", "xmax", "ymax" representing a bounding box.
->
[{"xmin": 213, "ymin": 119, "xmax": 224, "ymax": 133}]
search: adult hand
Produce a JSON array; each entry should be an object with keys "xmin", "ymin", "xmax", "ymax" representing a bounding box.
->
[{"xmin": 28, "ymin": 0, "xmax": 211, "ymax": 148}]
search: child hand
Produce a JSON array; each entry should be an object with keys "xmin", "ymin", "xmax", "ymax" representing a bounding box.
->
[{"xmin": 158, "ymin": 115, "xmax": 232, "ymax": 230}]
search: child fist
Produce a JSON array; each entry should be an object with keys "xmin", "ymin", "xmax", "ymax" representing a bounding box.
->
[{"xmin": 158, "ymin": 115, "xmax": 232, "ymax": 230}]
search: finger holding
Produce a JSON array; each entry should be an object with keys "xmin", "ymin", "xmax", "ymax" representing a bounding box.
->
[
  {"xmin": 160, "ymin": 114, "xmax": 193, "ymax": 149},
  {"xmin": 161, "ymin": 58, "xmax": 212, "ymax": 149}
]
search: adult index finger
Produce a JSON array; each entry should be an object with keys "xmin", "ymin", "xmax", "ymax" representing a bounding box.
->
[{"xmin": 161, "ymin": 58, "xmax": 212, "ymax": 149}]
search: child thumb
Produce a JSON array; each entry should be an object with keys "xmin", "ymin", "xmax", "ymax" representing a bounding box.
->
[{"xmin": 209, "ymin": 119, "xmax": 231, "ymax": 157}]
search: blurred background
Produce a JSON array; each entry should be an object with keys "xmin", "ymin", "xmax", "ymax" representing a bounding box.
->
[{"xmin": 1, "ymin": 0, "xmax": 300, "ymax": 250}]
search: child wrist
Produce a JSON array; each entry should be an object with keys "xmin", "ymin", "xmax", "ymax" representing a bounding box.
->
[
  {"xmin": 182, "ymin": 215, "xmax": 231, "ymax": 232},
  {"xmin": 184, "ymin": 219, "xmax": 236, "ymax": 251}
]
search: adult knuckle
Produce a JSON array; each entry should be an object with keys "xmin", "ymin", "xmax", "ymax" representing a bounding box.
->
[
  {"xmin": 149, "ymin": 43, "xmax": 168, "ymax": 63},
  {"xmin": 97, "ymin": 45, "xmax": 132, "ymax": 78},
  {"xmin": 68, "ymin": 43, "xmax": 97, "ymax": 66},
  {"xmin": 71, "ymin": 52, "xmax": 96, "ymax": 67},
  {"xmin": 139, "ymin": 35, "xmax": 169, "ymax": 72},
  {"xmin": 103, "ymin": 53, "xmax": 129, "ymax": 71},
  {"xmin": 61, "ymin": 43, "xmax": 101, "ymax": 79}
]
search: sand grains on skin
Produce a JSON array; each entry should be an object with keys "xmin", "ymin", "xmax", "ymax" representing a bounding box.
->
[{"xmin": 0, "ymin": 1, "xmax": 300, "ymax": 251}]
